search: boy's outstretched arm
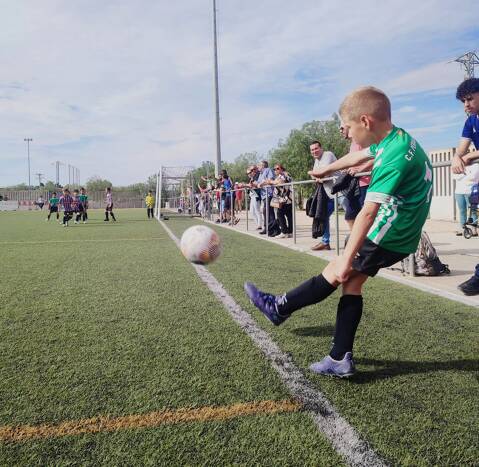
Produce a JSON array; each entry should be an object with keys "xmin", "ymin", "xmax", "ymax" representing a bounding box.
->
[{"xmin": 308, "ymin": 149, "xmax": 373, "ymax": 179}]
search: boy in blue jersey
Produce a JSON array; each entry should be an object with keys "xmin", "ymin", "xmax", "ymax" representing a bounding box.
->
[{"xmin": 452, "ymin": 78, "xmax": 479, "ymax": 295}]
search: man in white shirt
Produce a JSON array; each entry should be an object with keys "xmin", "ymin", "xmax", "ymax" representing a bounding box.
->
[{"xmin": 308, "ymin": 140, "xmax": 338, "ymax": 250}]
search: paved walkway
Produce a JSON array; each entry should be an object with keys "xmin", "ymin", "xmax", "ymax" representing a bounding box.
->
[{"xmin": 205, "ymin": 209, "xmax": 479, "ymax": 307}]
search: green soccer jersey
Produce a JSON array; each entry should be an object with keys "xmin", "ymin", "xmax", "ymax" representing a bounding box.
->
[
  {"xmin": 49, "ymin": 197, "xmax": 59, "ymax": 207},
  {"xmin": 365, "ymin": 126, "xmax": 433, "ymax": 254},
  {"xmin": 79, "ymin": 194, "xmax": 88, "ymax": 205}
]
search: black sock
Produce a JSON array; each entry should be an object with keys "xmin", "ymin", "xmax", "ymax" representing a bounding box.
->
[
  {"xmin": 111, "ymin": 212, "xmax": 116, "ymax": 221},
  {"xmin": 330, "ymin": 295, "xmax": 363, "ymax": 360},
  {"xmin": 277, "ymin": 274, "xmax": 337, "ymax": 315}
]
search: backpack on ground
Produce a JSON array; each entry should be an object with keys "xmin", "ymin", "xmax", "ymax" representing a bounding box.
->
[{"xmin": 401, "ymin": 231, "xmax": 450, "ymax": 276}]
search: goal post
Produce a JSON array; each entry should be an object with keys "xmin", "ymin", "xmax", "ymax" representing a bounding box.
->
[{"xmin": 155, "ymin": 165, "xmax": 201, "ymax": 219}]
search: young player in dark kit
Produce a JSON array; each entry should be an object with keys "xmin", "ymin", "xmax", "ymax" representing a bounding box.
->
[
  {"xmin": 72, "ymin": 189, "xmax": 83, "ymax": 224},
  {"xmin": 46, "ymin": 192, "xmax": 60, "ymax": 221},
  {"xmin": 245, "ymin": 87, "xmax": 433, "ymax": 377},
  {"xmin": 451, "ymin": 78, "xmax": 479, "ymax": 295},
  {"xmin": 78, "ymin": 187, "xmax": 89, "ymax": 223},
  {"xmin": 104, "ymin": 187, "xmax": 116, "ymax": 222}
]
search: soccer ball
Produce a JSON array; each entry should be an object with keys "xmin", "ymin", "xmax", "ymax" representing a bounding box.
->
[{"xmin": 180, "ymin": 225, "xmax": 222, "ymax": 265}]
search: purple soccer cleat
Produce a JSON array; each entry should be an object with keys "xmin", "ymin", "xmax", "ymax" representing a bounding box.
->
[
  {"xmin": 309, "ymin": 352, "xmax": 356, "ymax": 378},
  {"xmin": 244, "ymin": 282, "xmax": 289, "ymax": 326}
]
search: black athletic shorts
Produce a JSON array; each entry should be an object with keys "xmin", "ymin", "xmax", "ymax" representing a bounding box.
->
[
  {"xmin": 106, "ymin": 204, "xmax": 113, "ymax": 212},
  {"xmin": 49, "ymin": 206, "xmax": 58, "ymax": 213},
  {"xmin": 342, "ymin": 196, "xmax": 362, "ymax": 221},
  {"xmin": 352, "ymin": 238, "xmax": 408, "ymax": 277}
]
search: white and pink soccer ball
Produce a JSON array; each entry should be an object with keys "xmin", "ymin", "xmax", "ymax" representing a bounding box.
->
[{"xmin": 180, "ymin": 225, "xmax": 222, "ymax": 265}]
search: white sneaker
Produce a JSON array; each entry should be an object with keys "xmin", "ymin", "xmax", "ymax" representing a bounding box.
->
[
  {"xmin": 74, "ymin": 221, "xmax": 78, "ymax": 224},
  {"xmin": 276, "ymin": 233, "xmax": 287, "ymax": 239},
  {"xmin": 83, "ymin": 221, "xmax": 86, "ymax": 224}
]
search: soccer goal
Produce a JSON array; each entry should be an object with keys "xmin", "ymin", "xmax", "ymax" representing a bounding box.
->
[{"xmin": 155, "ymin": 166, "xmax": 202, "ymax": 220}]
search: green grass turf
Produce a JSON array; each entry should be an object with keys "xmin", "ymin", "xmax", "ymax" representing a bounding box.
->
[
  {"xmin": 166, "ymin": 216, "xmax": 479, "ymax": 467},
  {"xmin": 0, "ymin": 210, "xmax": 344, "ymax": 465}
]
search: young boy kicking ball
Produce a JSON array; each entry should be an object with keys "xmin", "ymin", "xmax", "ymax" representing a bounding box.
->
[{"xmin": 245, "ymin": 86, "xmax": 433, "ymax": 377}]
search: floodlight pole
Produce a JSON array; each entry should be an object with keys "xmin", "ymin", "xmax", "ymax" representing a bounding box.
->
[
  {"xmin": 213, "ymin": 0, "xmax": 222, "ymax": 177},
  {"xmin": 157, "ymin": 166, "xmax": 163, "ymax": 219},
  {"xmin": 24, "ymin": 138, "xmax": 33, "ymax": 189}
]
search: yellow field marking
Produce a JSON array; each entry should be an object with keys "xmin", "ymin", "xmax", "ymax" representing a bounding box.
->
[
  {"xmin": 0, "ymin": 400, "xmax": 300, "ymax": 443},
  {"xmin": 0, "ymin": 238, "xmax": 164, "ymax": 245}
]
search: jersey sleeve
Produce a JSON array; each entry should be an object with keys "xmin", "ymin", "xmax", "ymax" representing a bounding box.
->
[
  {"xmin": 365, "ymin": 145, "xmax": 377, "ymax": 157},
  {"xmin": 462, "ymin": 117, "xmax": 474, "ymax": 140},
  {"xmin": 365, "ymin": 164, "xmax": 404, "ymax": 204}
]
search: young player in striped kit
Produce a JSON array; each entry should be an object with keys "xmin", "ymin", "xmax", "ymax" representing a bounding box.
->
[{"xmin": 58, "ymin": 188, "xmax": 74, "ymax": 227}]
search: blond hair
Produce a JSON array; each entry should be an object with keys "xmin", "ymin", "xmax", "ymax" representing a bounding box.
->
[{"xmin": 339, "ymin": 86, "xmax": 391, "ymax": 122}]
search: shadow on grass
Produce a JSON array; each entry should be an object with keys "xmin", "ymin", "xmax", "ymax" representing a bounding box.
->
[
  {"xmin": 351, "ymin": 358, "xmax": 478, "ymax": 383},
  {"xmin": 291, "ymin": 325, "xmax": 335, "ymax": 337}
]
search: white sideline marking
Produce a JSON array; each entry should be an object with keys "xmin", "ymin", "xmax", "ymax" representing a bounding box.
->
[{"xmin": 159, "ymin": 220, "xmax": 386, "ymax": 467}]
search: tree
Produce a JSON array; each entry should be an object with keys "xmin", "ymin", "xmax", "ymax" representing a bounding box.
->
[
  {"xmin": 86, "ymin": 176, "xmax": 112, "ymax": 192},
  {"xmin": 223, "ymin": 151, "xmax": 260, "ymax": 183},
  {"xmin": 268, "ymin": 114, "xmax": 350, "ymax": 205},
  {"xmin": 43, "ymin": 181, "xmax": 57, "ymax": 192},
  {"xmin": 6, "ymin": 183, "xmax": 29, "ymax": 190}
]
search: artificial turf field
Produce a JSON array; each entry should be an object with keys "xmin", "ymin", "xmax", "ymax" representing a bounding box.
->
[{"xmin": 0, "ymin": 209, "xmax": 477, "ymax": 466}]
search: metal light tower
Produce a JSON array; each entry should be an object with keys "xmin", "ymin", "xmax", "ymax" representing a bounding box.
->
[
  {"xmin": 24, "ymin": 138, "xmax": 33, "ymax": 189},
  {"xmin": 212, "ymin": 0, "xmax": 222, "ymax": 177},
  {"xmin": 51, "ymin": 161, "xmax": 64, "ymax": 186},
  {"xmin": 35, "ymin": 173, "xmax": 44, "ymax": 186},
  {"xmin": 454, "ymin": 51, "xmax": 479, "ymax": 79}
]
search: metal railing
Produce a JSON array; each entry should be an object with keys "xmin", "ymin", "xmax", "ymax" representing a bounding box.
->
[{"xmin": 161, "ymin": 160, "xmax": 454, "ymax": 277}]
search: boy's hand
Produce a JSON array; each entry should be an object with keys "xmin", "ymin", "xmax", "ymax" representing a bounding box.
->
[
  {"xmin": 335, "ymin": 255, "xmax": 352, "ymax": 283},
  {"xmin": 452, "ymin": 154, "xmax": 466, "ymax": 174}
]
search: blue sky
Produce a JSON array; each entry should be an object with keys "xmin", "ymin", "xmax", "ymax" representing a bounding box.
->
[{"xmin": 0, "ymin": 0, "xmax": 477, "ymax": 186}]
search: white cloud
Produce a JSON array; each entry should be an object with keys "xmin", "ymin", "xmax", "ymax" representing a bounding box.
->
[
  {"xmin": 396, "ymin": 106, "xmax": 417, "ymax": 114},
  {"xmin": 384, "ymin": 62, "xmax": 465, "ymax": 96},
  {"xmin": 0, "ymin": 0, "xmax": 477, "ymax": 186}
]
